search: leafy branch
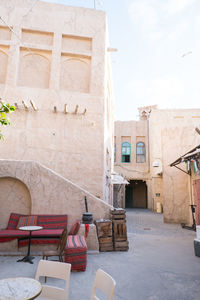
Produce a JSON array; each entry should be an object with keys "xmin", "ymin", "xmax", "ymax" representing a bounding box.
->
[{"xmin": 0, "ymin": 101, "xmax": 15, "ymax": 140}]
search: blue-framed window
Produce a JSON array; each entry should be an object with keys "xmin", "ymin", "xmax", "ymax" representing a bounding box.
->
[
  {"xmin": 136, "ymin": 142, "xmax": 146, "ymax": 163},
  {"xmin": 121, "ymin": 142, "xmax": 131, "ymax": 163}
]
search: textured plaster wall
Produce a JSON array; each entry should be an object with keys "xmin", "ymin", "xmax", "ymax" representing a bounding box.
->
[
  {"xmin": 0, "ymin": 177, "xmax": 31, "ymax": 229},
  {"xmin": 0, "ymin": 0, "xmax": 114, "ymax": 203},
  {"xmin": 0, "ymin": 160, "xmax": 112, "ymax": 230},
  {"xmin": 149, "ymin": 109, "xmax": 200, "ymax": 223}
]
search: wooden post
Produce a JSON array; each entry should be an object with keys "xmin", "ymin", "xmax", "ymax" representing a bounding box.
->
[
  {"xmin": 74, "ymin": 105, "xmax": 79, "ymax": 114},
  {"xmin": 30, "ymin": 100, "xmax": 37, "ymax": 111},
  {"xmin": 64, "ymin": 104, "xmax": 68, "ymax": 114},
  {"xmin": 22, "ymin": 100, "xmax": 28, "ymax": 110}
]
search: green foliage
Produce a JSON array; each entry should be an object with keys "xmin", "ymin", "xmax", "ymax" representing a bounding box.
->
[{"xmin": 0, "ymin": 101, "xmax": 15, "ymax": 140}]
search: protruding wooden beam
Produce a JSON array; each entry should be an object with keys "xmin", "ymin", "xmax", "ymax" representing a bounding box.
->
[
  {"xmin": 107, "ymin": 47, "xmax": 118, "ymax": 52},
  {"xmin": 83, "ymin": 108, "xmax": 87, "ymax": 115},
  {"xmin": 74, "ymin": 105, "xmax": 78, "ymax": 114},
  {"xmin": 30, "ymin": 100, "xmax": 37, "ymax": 111},
  {"xmin": 64, "ymin": 104, "xmax": 68, "ymax": 114},
  {"xmin": 54, "ymin": 106, "xmax": 57, "ymax": 113},
  {"xmin": 22, "ymin": 100, "xmax": 28, "ymax": 110},
  {"xmin": 14, "ymin": 102, "xmax": 18, "ymax": 109},
  {"xmin": 195, "ymin": 127, "xmax": 200, "ymax": 135}
]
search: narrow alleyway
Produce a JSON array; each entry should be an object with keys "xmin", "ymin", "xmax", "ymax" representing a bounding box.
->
[{"xmin": 0, "ymin": 209, "xmax": 199, "ymax": 300}]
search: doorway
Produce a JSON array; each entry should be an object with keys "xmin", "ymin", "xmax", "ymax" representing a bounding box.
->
[{"xmin": 125, "ymin": 180, "xmax": 147, "ymax": 208}]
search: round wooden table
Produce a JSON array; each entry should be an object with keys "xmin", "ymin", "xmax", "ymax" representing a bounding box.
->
[
  {"xmin": 0, "ymin": 277, "xmax": 42, "ymax": 300},
  {"xmin": 17, "ymin": 226, "xmax": 43, "ymax": 264}
]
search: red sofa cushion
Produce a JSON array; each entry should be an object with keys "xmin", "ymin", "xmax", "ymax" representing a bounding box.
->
[
  {"xmin": 18, "ymin": 237, "xmax": 60, "ymax": 247},
  {"xmin": 7, "ymin": 213, "xmax": 25, "ymax": 229},
  {"xmin": 0, "ymin": 229, "xmax": 30, "ymax": 242},
  {"xmin": 18, "ymin": 229, "xmax": 64, "ymax": 247},
  {"xmin": 17, "ymin": 216, "xmax": 38, "ymax": 228},
  {"xmin": 68, "ymin": 220, "xmax": 81, "ymax": 235},
  {"xmin": 37, "ymin": 215, "xmax": 68, "ymax": 229}
]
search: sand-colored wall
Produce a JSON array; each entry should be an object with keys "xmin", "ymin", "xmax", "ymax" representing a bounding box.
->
[
  {"xmin": 114, "ymin": 120, "xmax": 151, "ymax": 208},
  {"xmin": 0, "ymin": 160, "xmax": 112, "ymax": 231},
  {"xmin": 114, "ymin": 120, "xmax": 149, "ymax": 177},
  {"xmin": 114, "ymin": 108, "xmax": 200, "ymax": 222},
  {"xmin": 149, "ymin": 109, "xmax": 200, "ymax": 223},
  {"xmin": 0, "ymin": 177, "xmax": 31, "ymax": 229},
  {"xmin": 0, "ymin": 0, "xmax": 114, "ymax": 203}
]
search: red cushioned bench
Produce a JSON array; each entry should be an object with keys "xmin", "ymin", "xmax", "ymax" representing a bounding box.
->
[{"xmin": 0, "ymin": 213, "xmax": 68, "ymax": 248}]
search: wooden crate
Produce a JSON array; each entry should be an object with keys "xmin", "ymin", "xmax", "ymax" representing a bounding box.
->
[
  {"xmin": 99, "ymin": 237, "xmax": 113, "ymax": 244},
  {"xmin": 99, "ymin": 245, "xmax": 114, "ymax": 252},
  {"xmin": 95, "ymin": 219, "xmax": 112, "ymax": 237},
  {"xmin": 112, "ymin": 214, "xmax": 126, "ymax": 220},
  {"xmin": 113, "ymin": 220, "xmax": 127, "ymax": 241},
  {"xmin": 111, "ymin": 208, "xmax": 126, "ymax": 221},
  {"xmin": 99, "ymin": 237, "xmax": 114, "ymax": 252},
  {"xmin": 110, "ymin": 208, "xmax": 126, "ymax": 215},
  {"xmin": 114, "ymin": 240, "xmax": 129, "ymax": 251}
]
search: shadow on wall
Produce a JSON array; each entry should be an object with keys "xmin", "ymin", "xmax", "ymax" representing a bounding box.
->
[{"xmin": 0, "ymin": 177, "xmax": 31, "ymax": 229}]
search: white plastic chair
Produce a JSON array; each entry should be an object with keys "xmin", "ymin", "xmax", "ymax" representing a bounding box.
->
[
  {"xmin": 90, "ymin": 268, "xmax": 116, "ymax": 300},
  {"xmin": 35, "ymin": 259, "xmax": 71, "ymax": 300}
]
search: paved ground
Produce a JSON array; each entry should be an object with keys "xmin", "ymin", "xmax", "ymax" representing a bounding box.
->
[{"xmin": 0, "ymin": 209, "xmax": 200, "ymax": 300}]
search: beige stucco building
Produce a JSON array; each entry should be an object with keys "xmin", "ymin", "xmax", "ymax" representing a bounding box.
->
[
  {"xmin": 114, "ymin": 106, "xmax": 200, "ymax": 225},
  {"xmin": 170, "ymin": 144, "xmax": 200, "ymax": 228},
  {"xmin": 0, "ymin": 0, "xmax": 114, "ymax": 232}
]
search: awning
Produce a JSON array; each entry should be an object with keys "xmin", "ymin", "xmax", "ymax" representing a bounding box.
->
[
  {"xmin": 170, "ymin": 144, "xmax": 200, "ymax": 167},
  {"xmin": 111, "ymin": 172, "xmax": 129, "ymax": 185}
]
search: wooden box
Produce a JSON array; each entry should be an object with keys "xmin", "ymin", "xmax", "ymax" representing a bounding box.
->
[
  {"xmin": 113, "ymin": 220, "xmax": 127, "ymax": 241},
  {"xmin": 114, "ymin": 240, "xmax": 129, "ymax": 251},
  {"xmin": 95, "ymin": 219, "xmax": 112, "ymax": 237},
  {"xmin": 99, "ymin": 237, "xmax": 113, "ymax": 251}
]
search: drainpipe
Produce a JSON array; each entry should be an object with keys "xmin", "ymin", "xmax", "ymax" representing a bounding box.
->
[{"xmin": 147, "ymin": 113, "xmax": 153, "ymax": 210}]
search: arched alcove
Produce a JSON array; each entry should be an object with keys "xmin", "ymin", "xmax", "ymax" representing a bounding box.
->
[
  {"xmin": 0, "ymin": 177, "xmax": 31, "ymax": 229},
  {"xmin": 18, "ymin": 53, "xmax": 50, "ymax": 88},
  {"xmin": 60, "ymin": 58, "xmax": 90, "ymax": 93},
  {"xmin": 0, "ymin": 50, "xmax": 8, "ymax": 83}
]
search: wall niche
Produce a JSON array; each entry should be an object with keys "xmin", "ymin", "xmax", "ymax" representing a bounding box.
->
[
  {"xmin": 0, "ymin": 45, "xmax": 9, "ymax": 84},
  {"xmin": 60, "ymin": 54, "xmax": 91, "ymax": 93},
  {"xmin": 18, "ymin": 48, "xmax": 51, "ymax": 89}
]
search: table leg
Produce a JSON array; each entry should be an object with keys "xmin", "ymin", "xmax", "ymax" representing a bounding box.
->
[{"xmin": 17, "ymin": 231, "xmax": 35, "ymax": 264}]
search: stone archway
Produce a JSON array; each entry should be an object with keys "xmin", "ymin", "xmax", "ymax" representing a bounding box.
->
[{"xmin": 0, "ymin": 177, "xmax": 31, "ymax": 229}]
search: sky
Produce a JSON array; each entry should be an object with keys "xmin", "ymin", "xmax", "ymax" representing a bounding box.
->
[{"xmin": 42, "ymin": 0, "xmax": 200, "ymax": 120}]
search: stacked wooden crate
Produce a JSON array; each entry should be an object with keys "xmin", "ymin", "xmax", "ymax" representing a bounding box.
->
[
  {"xmin": 95, "ymin": 219, "xmax": 113, "ymax": 252},
  {"xmin": 111, "ymin": 208, "xmax": 129, "ymax": 251}
]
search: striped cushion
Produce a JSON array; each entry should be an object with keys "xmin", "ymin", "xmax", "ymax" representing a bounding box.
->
[
  {"xmin": 69, "ymin": 221, "xmax": 80, "ymax": 235},
  {"xmin": 17, "ymin": 216, "xmax": 38, "ymax": 228},
  {"xmin": 7, "ymin": 213, "xmax": 25, "ymax": 229},
  {"xmin": 65, "ymin": 235, "xmax": 87, "ymax": 271},
  {"xmin": 37, "ymin": 215, "xmax": 68, "ymax": 229},
  {"xmin": 18, "ymin": 237, "xmax": 60, "ymax": 247}
]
